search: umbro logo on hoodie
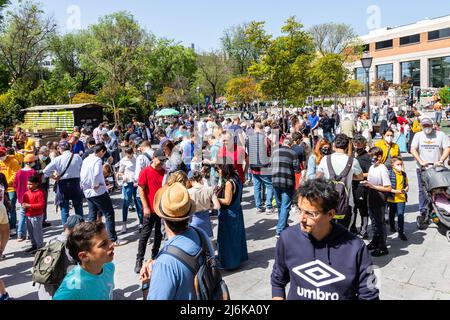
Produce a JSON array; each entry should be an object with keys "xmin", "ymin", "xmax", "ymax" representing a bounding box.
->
[{"xmin": 293, "ymin": 260, "xmax": 346, "ymax": 287}]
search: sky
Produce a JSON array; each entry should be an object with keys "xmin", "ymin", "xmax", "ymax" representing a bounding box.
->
[{"xmin": 8, "ymin": 0, "xmax": 450, "ymax": 51}]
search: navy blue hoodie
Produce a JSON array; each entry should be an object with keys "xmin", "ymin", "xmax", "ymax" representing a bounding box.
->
[{"xmin": 271, "ymin": 222, "xmax": 379, "ymax": 300}]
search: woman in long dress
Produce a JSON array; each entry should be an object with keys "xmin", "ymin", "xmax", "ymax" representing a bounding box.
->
[{"xmin": 216, "ymin": 160, "xmax": 248, "ymax": 270}]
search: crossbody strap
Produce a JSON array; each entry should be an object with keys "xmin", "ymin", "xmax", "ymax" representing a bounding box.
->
[{"xmin": 60, "ymin": 153, "xmax": 74, "ymax": 178}]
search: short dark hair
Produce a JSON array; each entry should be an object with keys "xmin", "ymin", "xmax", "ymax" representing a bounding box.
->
[
  {"xmin": 382, "ymin": 128, "xmax": 395, "ymax": 136},
  {"xmin": 334, "ymin": 134, "xmax": 349, "ymax": 150},
  {"xmin": 94, "ymin": 144, "xmax": 107, "ymax": 154},
  {"xmin": 190, "ymin": 171, "xmax": 203, "ymax": 183},
  {"xmin": 164, "ymin": 219, "xmax": 189, "ymax": 234},
  {"xmin": 87, "ymin": 137, "xmax": 96, "ymax": 146},
  {"xmin": 28, "ymin": 175, "xmax": 40, "ymax": 184},
  {"xmin": 216, "ymin": 157, "xmax": 238, "ymax": 180},
  {"xmin": 292, "ymin": 132, "xmax": 302, "ymax": 143},
  {"xmin": 67, "ymin": 221, "xmax": 106, "ymax": 263},
  {"xmin": 295, "ymin": 178, "xmax": 339, "ymax": 213},
  {"xmin": 369, "ymin": 147, "xmax": 383, "ymax": 158},
  {"xmin": 140, "ymin": 140, "xmax": 151, "ymax": 149},
  {"xmin": 353, "ymin": 134, "xmax": 367, "ymax": 145}
]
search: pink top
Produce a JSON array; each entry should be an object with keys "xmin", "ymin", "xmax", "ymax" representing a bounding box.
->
[{"xmin": 13, "ymin": 168, "xmax": 37, "ymax": 203}]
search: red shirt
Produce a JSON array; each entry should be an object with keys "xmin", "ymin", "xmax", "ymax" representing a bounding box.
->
[
  {"xmin": 218, "ymin": 145, "xmax": 247, "ymax": 183},
  {"xmin": 138, "ymin": 165, "xmax": 165, "ymax": 214},
  {"xmin": 22, "ymin": 188, "xmax": 45, "ymax": 217}
]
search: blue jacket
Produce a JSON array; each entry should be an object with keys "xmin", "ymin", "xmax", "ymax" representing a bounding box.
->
[{"xmin": 271, "ymin": 222, "xmax": 379, "ymax": 300}]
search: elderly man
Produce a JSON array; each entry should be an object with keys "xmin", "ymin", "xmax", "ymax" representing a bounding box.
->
[{"xmin": 43, "ymin": 140, "xmax": 84, "ymax": 226}]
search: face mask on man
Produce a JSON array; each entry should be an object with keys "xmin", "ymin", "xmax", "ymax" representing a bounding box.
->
[{"xmin": 423, "ymin": 127, "xmax": 433, "ymax": 135}]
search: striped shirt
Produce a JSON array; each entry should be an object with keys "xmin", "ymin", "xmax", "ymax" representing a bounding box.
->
[{"xmin": 271, "ymin": 146, "xmax": 296, "ymax": 191}]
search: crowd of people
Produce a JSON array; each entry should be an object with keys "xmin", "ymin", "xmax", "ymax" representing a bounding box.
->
[{"xmin": 0, "ymin": 99, "xmax": 449, "ymax": 301}]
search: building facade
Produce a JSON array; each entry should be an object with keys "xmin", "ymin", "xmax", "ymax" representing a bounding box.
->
[{"xmin": 350, "ymin": 15, "xmax": 450, "ymax": 90}]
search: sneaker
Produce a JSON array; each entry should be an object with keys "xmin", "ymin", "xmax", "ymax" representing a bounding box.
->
[
  {"xmin": 267, "ymin": 207, "xmax": 276, "ymax": 215},
  {"xmin": 0, "ymin": 292, "xmax": 10, "ymax": 300},
  {"xmin": 399, "ymin": 233, "xmax": 408, "ymax": 241},
  {"xmin": 17, "ymin": 237, "xmax": 26, "ymax": 243},
  {"xmin": 24, "ymin": 247, "xmax": 37, "ymax": 254},
  {"xmin": 119, "ymin": 224, "xmax": 127, "ymax": 235},
  {"xmin": 256, "ymin": 208, "xmax": 265, "ymax": 213},
  {"xmin": 129, "ymin": 207, "xmax": 136, "ymax": 212},
  {"xmin": 134, "ymin": 259, "xmax": 143, "ymax": 274},
  {"xmin": 275, "ymin": 234, "xmax": 280, "ymax": 240},
  {"xmin": 371, "ymin": 248, "xmax": 389, "ymax": 257},
  {"xmin": 9, "ymin": 228, "xmax": 17, "ymax": 237},
  {"xmin": 113, "ymin": 239, "xmax": 128, "ymax": 247},
  {"xmin": 366, "ymin": 242, "xmax": 377, "ymax": 251}
]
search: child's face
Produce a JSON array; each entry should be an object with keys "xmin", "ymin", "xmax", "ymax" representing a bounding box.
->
[
  {"xmin": 28, "ymin": 181, "xmax": 38, "ymax": 191},
  {"xmin": 393, "ymin": 160, "xmax": 403, "ymax": 171},
  {"xmin": 82, "ymin": 229, "xmax": 114, "ymax": 265}
]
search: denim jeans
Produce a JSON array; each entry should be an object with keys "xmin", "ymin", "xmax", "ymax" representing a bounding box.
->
[
  {"xmin": 17, "ymin": 204, "xmax": 27, "ymax": 239},
  {"xmin": 323, "ymin": 131, "xmax": 334, "ymax": 143},
  {"xmin": 246, "ymin": 171, "xmax": 253, "ymax": 182},
  {"xmin": 7, "ymin": 191, "xmax": 17, "ymax": 230},
  {"xmin": 368, "ymin": 206, "xmax": 387, "ymax": 250},
  {"xmin": 86, "ymin": 192, "xmax": 117, "ymax": 242},
  {"xmin": 60, "ymin": 199, "xmax": 84, "ymax": 226},
  {"xmin": 372, "ymin": 113, "xmax": 379, "ymax": 124},
  {"xmin": 273, "ymin": 188, "xmax": 293, "ymax": 235},
  {"xmin": 388, "ymin": 202, "xmax": 406, "ymax": 233},
  {"xmin": 435, "ymin": 111, "xmax": 442, "ymax": 124},
  {"xmin": 122, "ymin": 183, "xmax": 143, "ymax": 224},
  {"xmin": 26, "ymin": 215, "xmax": 44, "ymax": 249},
  {"xmin": 253, "ymin": 174, "xmax": 274, "ymax": 209},
  {"xmin": 416, "ymin": 169, "xmax": 428, "ymax": 216}
]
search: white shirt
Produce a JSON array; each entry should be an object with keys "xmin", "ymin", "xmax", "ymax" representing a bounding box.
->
[
  {"xmin": 43, "ymin": 151, "xmax": 82, "ymax": 180},
  {"xmin": 135, "ymin": 149, "xmax": 154, "ymax": 181},
  {"xmin": 80, "ymin": 154, "xmax": 107, "ymax": 198},
  {"xmin": 118, "ymin": 156, "xmax": 137, "ymax": 184},
  {"xmin": 367, "ymin": 164, "xmax": 391, "ymax": 187}
]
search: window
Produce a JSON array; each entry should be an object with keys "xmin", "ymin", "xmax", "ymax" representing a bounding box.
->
[
  {"xmin": 375, "ymin": 39, "xmax": 393, "ymax": 50},
  {"xmin": 429, "ymin": 56, "xmax": 450, "ymax": 88},
  {"xmin": 401, "ymin": 60, "xmax": 420, "ymax": 87},
  {"xmin": 428, "ymin": 28, "xmax": 450, "ymax": 41},
  {"xmin": 376, "ymin": 64, "xmax": 393, "ymax": 90},
  {"xmin": 354, "ymin": 68, "xmax": 365, "ymax": 84},
  {"xmin": 400, "ymin": 34, "xmax": 420, "ymax": 46}
]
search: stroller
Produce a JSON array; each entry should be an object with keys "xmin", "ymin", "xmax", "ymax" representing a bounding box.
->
[{"xmin": 416, "ymin": 165, "xmax": 450, "ymax": 242}]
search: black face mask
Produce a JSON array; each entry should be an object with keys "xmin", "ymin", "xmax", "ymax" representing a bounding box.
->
[
  {"xmin": 355, "ymin": 147, "xmax": 365, "ymax": 154},
  {"xmin": 320, "ymin": 148, "xmax": 331, "ymax": 155}
]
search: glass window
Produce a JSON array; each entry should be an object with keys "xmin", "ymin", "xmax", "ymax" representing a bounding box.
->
[
  {"xmin": 401, "ymin": 60, "xmax": 421, "ymax": 87},
  {"xmin": 400, "ymin": 34, "xmax": 420, "ymax": 46},
  {"xmin": 428, "ymin": 28, "xmax": 450, "ymax": 41},
  {"xmin": 375, "ymin": 39, "xmax": 393, "ymax": 50},
  {"xmin": 429, "ymin": 56, "xmax": 450, "ymax": 88},
  {"xmin": 354, "ymin": 68, "xmax": 365, "ymax": 84},
  {"xmin": 376, "ymin": 64, "xmax": 393, "ymax": 90}
]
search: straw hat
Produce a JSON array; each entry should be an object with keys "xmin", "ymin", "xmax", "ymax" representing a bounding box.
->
[{"xmin": 153, "ymin": 182, "xmax": 196, "ymax": 222}]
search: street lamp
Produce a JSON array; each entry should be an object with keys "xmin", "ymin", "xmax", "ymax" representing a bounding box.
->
[
  {"xmin": 196, "ymin": 86, "xmax": 201, "ymax": 115},
  {"xmin": 68, "ymin": 91, "xmax": 74, "ymax": 104},
  {"xmin": 361, "ymin": 52, "xmax": 373, "ymax": 116},
  {"xmin": 144, "ymin": 82, "xmax": 152, "ymax": 105}
]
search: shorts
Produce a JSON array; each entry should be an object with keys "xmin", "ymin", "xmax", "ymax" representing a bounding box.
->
[{"xmin": 0, "ymin": 204, "xmax": 8, "ymax": 225}]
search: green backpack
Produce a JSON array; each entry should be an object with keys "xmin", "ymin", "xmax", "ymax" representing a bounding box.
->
[{"xmin": 31, "ymin": 240, "xmax": 66, "ymax": 286}]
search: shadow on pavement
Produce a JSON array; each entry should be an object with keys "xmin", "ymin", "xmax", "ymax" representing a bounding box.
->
[
  {"xmin": 114, "ymin": 284, "xmax": 142, "ymax": 301},
  {"xmin": 245, "ymin": 218, "xmax": 277, "ymax": 242},
  {"xmin": 1, "ymin": 261, "xmax": 33, "ymax": 288}
]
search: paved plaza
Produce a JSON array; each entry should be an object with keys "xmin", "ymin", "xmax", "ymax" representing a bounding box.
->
[{"xmin": 1, "ymin": 150, "xmax": 450, "ymax": 300}]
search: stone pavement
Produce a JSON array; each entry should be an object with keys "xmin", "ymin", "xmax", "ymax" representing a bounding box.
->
[{"xmin": 1, "ymin": 153, "xmax": 450, "ymax": 300}]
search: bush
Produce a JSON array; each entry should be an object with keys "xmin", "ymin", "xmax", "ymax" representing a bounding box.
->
[{"xmin": 439, "ymin": 87, "xmax": 450, "ymax": 105}]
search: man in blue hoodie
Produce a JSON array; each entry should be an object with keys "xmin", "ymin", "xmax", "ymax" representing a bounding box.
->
[{"xmin": 271, "ymin": 178, "xmax": 379, "ymax": 300}]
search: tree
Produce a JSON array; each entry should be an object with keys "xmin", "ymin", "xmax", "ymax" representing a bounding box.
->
[
  {"xmin": 0, "ymin": 0, "xmax": 9, "ymax": 27},
  {"xmin": 439, "ymin": 87, "xmax": 450, "ymax": 104},
  {"xmin": 309, "ymin": 23, "xmax": 357, "ymax": 56},
  {"xmin": 246, "ymin": 16, "xmax": 315, "ymax": 104},
  {"xmin": 221, "ymin": 23, "xmax": 259, "ymax": 75},
  {"xmin": 225, "ymin": 76, "xmax": 261, "ymax": 105},
  {"xmin": 310, "ymin": 53, "xmax": 349, "ymax": 98},
  {"xmin": 197, "ymin": 51, "xmax": 232, "ymax": 106},
  {"xmin": 0, "ymin": 1, "xmax": 56, "ymax": 82},
  {"xmin": 342, "ymin": 79, "xmax": 364, "ymax": 96}
]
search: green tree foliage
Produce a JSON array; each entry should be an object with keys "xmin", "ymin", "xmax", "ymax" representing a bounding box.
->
[
  {"xmin": 0, "ymin": 0, "xmax": 9, "ymax": 27},
  {"xmin": 246, "ymin": 16, "xmax": 315, "ymax": 103},
  {"xmin": 309, "ymin": 22, "xmax": 357, "ymax": 56},
  {"xmin": 439, "ymin": 87, "xmax": 450, "ymax": 104},
  {"xmin": 342, "ymin": 79, "xmax": 364, "ymax": 96},
  {"xmin": 221, "ymin": 23, "xmax": 259, "ymax": 75},
  {"xmin": 0, "ymin": 1, "xmax": 56, "ymax": 82},
  {"xmin": 310, "ymin": 53, "xmax": 349, "ymax": 97},
  {"xmin": 225, "ymin": 76, "xmax": 261, "ymax": 105},
  {"xmin": 197, "ymin": 51, "xmax": 232, "ymax": 105}
]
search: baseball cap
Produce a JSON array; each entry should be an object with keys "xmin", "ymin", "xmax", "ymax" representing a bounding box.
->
[
  {"xmin": 420, "ymin": 117, "xmax": 433, "ymax": 126},
  {"xmin": 64, "ymin": 215, "xmax": 84, "ymax": 230},
  {"xmin": 153, "ymin": 149, "xmax": 168, "ymax": 161}
]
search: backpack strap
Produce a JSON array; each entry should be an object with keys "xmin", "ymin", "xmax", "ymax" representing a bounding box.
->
[
  {"xmin": 326, "ymin": 155, "xmax": 336, "ymax": 180},
  {"xmin": 339, "ymin": 157, "xmax": 354, "ymax": 181}
]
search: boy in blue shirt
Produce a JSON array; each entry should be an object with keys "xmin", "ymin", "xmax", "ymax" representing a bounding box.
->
[{"xmin": 53, "ymin": 221, "xmax": 115, "ymax": 300}]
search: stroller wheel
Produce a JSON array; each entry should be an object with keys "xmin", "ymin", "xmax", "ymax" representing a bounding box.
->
[
  {"xmin": 446, "ymin": 231, "xmax": 450, "ymax": 243},
  {"xmin": 416, "ymin": 215, "xmax": 428, "ymax": 230}
]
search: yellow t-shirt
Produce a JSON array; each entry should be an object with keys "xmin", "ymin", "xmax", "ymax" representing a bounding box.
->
[
  {"xmin": 24, "ymin": 138, "xmax": 35, "ymax": 152},
  {"xmin": 388, "ymin": 170, "xmax": 408, "ymax": 203},
  {"xmin": 374, "ymin": 140, "xmax": 400, "ymax": 164}
]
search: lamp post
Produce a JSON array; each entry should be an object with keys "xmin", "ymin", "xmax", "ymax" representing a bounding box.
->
[
  {"xmin": 68, "ymin": 91, "xmax": 74, "ymax": 104},
  {"xmin": 361, "ymin": 52, "xmax": 373, "ymax": 116},
  {"xmin": 144, "ymin": 82, "xmax": 152, "ymax": 108},
  {"xmin": 196, "ymin": 86, "xmax": 201, "ymax": 115}
]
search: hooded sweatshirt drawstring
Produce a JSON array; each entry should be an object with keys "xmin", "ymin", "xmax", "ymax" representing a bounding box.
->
[{"xmin": 327, "ymin": 243, "xmax": 331, "ymax": 265}]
